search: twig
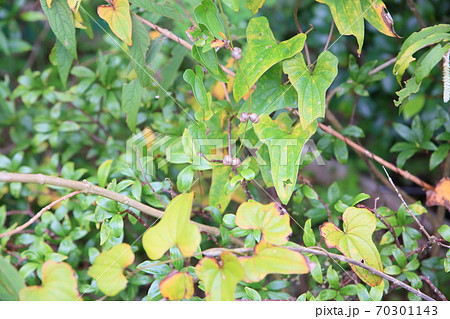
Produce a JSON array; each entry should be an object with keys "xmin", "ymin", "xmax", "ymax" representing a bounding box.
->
[
  {"xmin": 135, "ymin": 14, "xmax": 235, "ymax": 78},
  {"xmin": 294, "ymin": 0, "xmax": 311, "ymax": 65},
  {"xmin": 134, "ymin": 146, "xmax": 166, "ymax": 207},
  {"xmin": 406, "ymin": 0, "xmax": 426, "ymax": 28},
  {"xmin": 0, "ymin": 191, "xmax": 81, "ymax": 238},
  {"xmin": 363, "ymin": 201, "xmax": 402, "ymax": 250},
  {"xmin": 200, "ymin": 246, "xmax": 436, "ymax": 301},
  {"xmin": 122, "ymin": 209, "xmax": 149, "ymax": 228},
  {"xmin": 323, "ymin": 20, "xmax": 335, "ymax": 52},
  {"xmin": 318, "ymin": 123, "xmax": 434, "ymax": 191},
  {"xmin": 382, "ymin": 166, "xmax": 433, "ymax": 240},
  {"xmin": 419, "ymin": 275, "xmax": 447, "ymax": 301},
  {"xmin": 368, "ymin": 57, "xmax": 397, "ymax": 76},
  {"xmin": 0, "ymin": 172, "xmax": 244, "ymax": 246}
]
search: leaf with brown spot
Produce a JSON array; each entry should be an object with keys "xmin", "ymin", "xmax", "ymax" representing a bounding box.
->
[{"xmin": 426, "ymin": 178, "xmax": 450, "ymax": 210}]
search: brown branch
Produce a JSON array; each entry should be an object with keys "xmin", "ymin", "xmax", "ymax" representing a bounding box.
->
[
  {"xmin": 0, "ymin": 172, "xmax": 244, "ymax": 246},
  {"xmin": 135, "ymin": 14, "xmax": 235, "ymax": 78},
  {"xmin": 419, "ymin": 275, "xmax": 447, "ymax": 301},
  {"xmin": 364, "ymin": 202, "xmax": 402, "ymax": 250},
  {"xmin": 318, "ymin": 123, "xmax": 434, "ymax": 191},
  {"xmin": 382, "ymin": 166, "xmax": 434, "ymax": 240},
  {"xmin": 0, "ymin": 191, "xmax": 81, "ymax": 238},
  {"xmin": 122, "ymin": 209, "xmax": 149, "ymax": 228},
  {"xmin": 323, "ymin": 20, "xmax": 335, "ymax": 52},
  {"xmin": 406, "ymin": 0, "xmax": 426, "ymax": 28},
  {"xmin": 294, "ymin": 0, "xmax": 311, "ymax": 66},
  {"xmin": 201, "ymin": 246, "xmax": 435, "ymax": 301}
]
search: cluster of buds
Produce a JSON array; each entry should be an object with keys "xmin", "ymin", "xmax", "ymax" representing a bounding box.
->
[
  {"xmin": 223, "ymin": 155, "xmax": 241, "ymax": 168},
  {"xmin": 239, "ymin": 112, "xmax": 260, "ymax": 124}
]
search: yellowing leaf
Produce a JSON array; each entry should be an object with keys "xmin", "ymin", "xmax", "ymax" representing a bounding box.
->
[
  {"xmin": 19, "ymin": 261, "xmax": 80, "ymax": 301},
  {"xmin": 47, "ymin": 0, "xmax": 53, "ymax": 8},
  {"xmin": 97, "ymin": 0, "xmax": 132, "ymax": 46},
  {"xmin": 239, "ymin": 241, "xmax": 310, "ymax": 282},
  {"xmin": 159, "ymin": 271, "xmax": 194, "ymax": 300},
  {"xmin": 195, "ymin": 252, "xmax": 244, "ymax": 301},
  {"xmin": 361, "ymin": 0, "xmax": 398, "ymax": 38},
  {"xmin": 283, "ymin": 51, "xmax": 338, "ymax": 129},
  {"xmin": 245, "ymin": 0, "xmax": 266, "ymax": 15},
  {"xmin": 142, "ymin": 192, "xmax": 201, "ymax": 260},
  {"xmin": 235, "ymin": 201, "xmax": 291, "ymax": 245},
  {"xmin": 320, "ymin": 207, "xmax": 383, "ymax": 286},
  {"xmin": 253, "ymin": 114, "xmax": 317, "ymax": 204},
  {"xmin": 426, "ymin": 177, "xmax": 450, "ymax": 211},
  {"xmin": 316, "ymin": 0, "xmax": 364, "ymax": 54},
  {"xmin": 68, "ymin": 0, "xmax": 81, "ymax": 12},
  {"xmin": 233, "ymin": 16, "xmax": 306, "ymax": 101},
  {"xmin": 87, "ymin": 243, "xmax": 135, "ymax": 296}
]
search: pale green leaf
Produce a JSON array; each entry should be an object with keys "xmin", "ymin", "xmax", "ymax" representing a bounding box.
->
[
  {"xmin": 97, "ymin": 159, "xmax": 113, "ymax": 188},
  {"xmin": 20, "ymin": 261, "xmax": 80, "ymax": 300},
  {"xmin": 0, "ymin": 255, "xmax": 25, "ymax": 300},
  {"xmin": 97, "ymin": 0, "xmax": 133, "ymax": 46},
  {"xmin": 194, "ymin": 0, "xmax": 225, "ymax": 39},
  {"xmin": 209, "ymin": 165, "xmax": 233, "ymax": 213},
  {"xmin": 142, "ymin": 193, "xmax": 201, "ymax": 259},
  {"xmin": 320, "ymin": 207, "xmax": 383, "ymax": 286},
  {"xmin": 239, "ymin": 241, "xmax": 310, "ymax": 282},
  {"xmin": 245, "ymin": 0, "xmax": 266, "ymax": 15},
  {"xmin": 87, "ymin": 243, "xmax": 135, "ymax": 296},
  {"xmin": 195, "ymin": 252, "xmax": 244, "ymax": 301},
  {"xmin": 235, "ymin": 201, "xmax": 291, "ymax": 245}
]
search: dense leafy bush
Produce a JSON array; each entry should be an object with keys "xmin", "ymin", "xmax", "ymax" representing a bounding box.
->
[{"xmin": 0, "ymin": 0, "xmax": 449, "ymax": 301}]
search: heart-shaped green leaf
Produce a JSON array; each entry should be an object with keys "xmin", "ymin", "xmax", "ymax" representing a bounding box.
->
[
  {"xmin": 320, "ymin": 207, "xmax": 383, "ymax": 286},
  {"xmin": 239, "ymin": 241, "xmax": 310, "ymax": 282},
  {"xmin": 235, "ymin": 201, "xmax": 291, "ymax": 245},
  {"xmin": 209, "ymin": 165, "xmax": 233, "ymax": 213},
  {"xmin": 20, "ymin": 261, "xmax": 80, "ymax": 300},
  {"xmin": 87, "ymin": 243, "xmax": 135, "ymax": 296},
  {"xmin": 195, "ymin": 252, "xmax": 244, "ymax": 301},
  {"xmin": 233, "ymin": 16, "xmax": 306, "ymax": 101},
  {"xmin": 253, "ymin": 114, "xmax": 317, "ymax": 204},
  {"xmin": 142, "ymin": 192, "xmax": 201, "ymax": 260},
  {"xmin": 283, "ymin": 51, "xmax": 338, "ymax": 129},
  {"xmin": 97, "ymin": 0, "xmax": 133, "ymax": 46},
  {"xmin": 159, "ymin": 271, "xmax": 194, "ymax": 300}
]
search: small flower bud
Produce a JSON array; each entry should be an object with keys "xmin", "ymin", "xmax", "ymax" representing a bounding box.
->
[
  {"xmin": 239, "ymin": 112, "xmax": 250, "ymax": 123},
  {"xmin": 223, "ymin": 155, "xmax": 232, "ymax": 166},
  {"xmin": 231, "ymin": 47, "xmax": 242, "ymax": 61},
  {"xmin": 231, "ymin": 157, "xmax": 241, "ymax": 168},
  {"xmin": 249, "ymin": 113, "xmax": 259, "ymax": 124}
]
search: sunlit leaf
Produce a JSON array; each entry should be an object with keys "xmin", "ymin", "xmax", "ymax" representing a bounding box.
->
[
  {"xmin": 235, "ymin": 201, "xmax": 291, "ymax": 245},
  {"xmin": 20, "ymin": 261, "xmax": 80, "ymax": 300},
  {"xmin": 253, "ymin": 114, "xmax": 317, "ymax": 204},
  {"xmin": 239, "ymin": 241, "xmax": 310, "ymax": 282},
  {"xmin": 97, "ymin": 159, "xmax": 113, "ymax": 188},
  {"xmin": 426, "ymin": 177, "xmax": 450, "ymax": 210},
  {"xmin": 361, "ymin": 0, "xmax": 398, "ymax": 37},
  {"xmin": 97, "ymin": 0, "xmax": 133, "ymax": 46},
  {"xmin": 233, "ymin": 17, "xmax": 306, "ymax": 101},
  {"xmin": 87, "ymin": 243, "xmax": 135, "ymax": 296},
  {"xmin": 159, "ymin": 271, "xmax": 194, "ymax": 300},
  {"xmin": 245, "ymin": 0, "xmax": 266, "ymax": 15},
  {"xmin": 142, "ymin": 193, "xmax": 201, "ymax": 259},
  {"xmin": 283, "ymin": 51, "xmax": 338, "ymax": 129},
  {"xmin": 316, "ymin": 0, "xmax": 364, "ymax": 54},
  {"xmin": 196, "ymin": 252, "xmax": 244, "ymax": 301},
  {"xmin": 320, "ymin": 207, "xmax": 383, "ymax": 286}
]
